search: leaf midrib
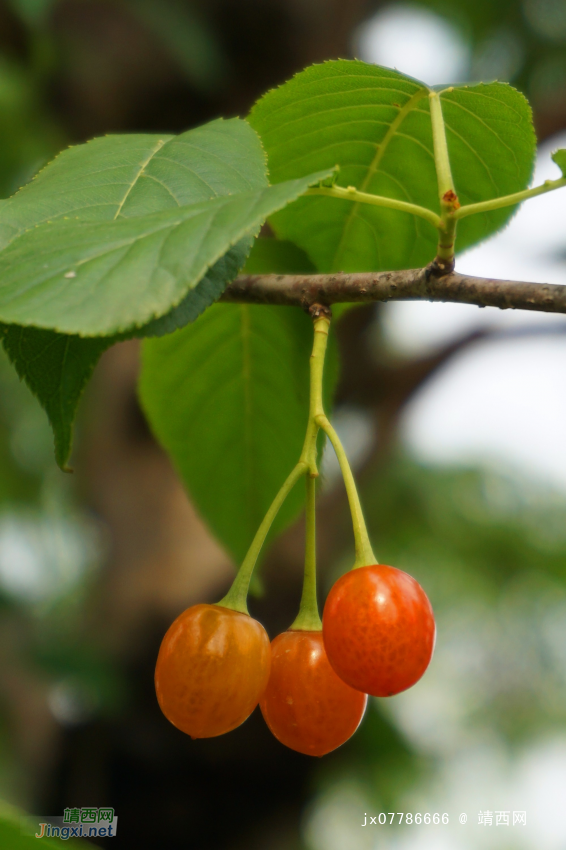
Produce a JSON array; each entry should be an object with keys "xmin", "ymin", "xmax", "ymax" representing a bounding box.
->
[{"xmin": 113, "ymin": 138, "xmax": 168, "ymax": 219}]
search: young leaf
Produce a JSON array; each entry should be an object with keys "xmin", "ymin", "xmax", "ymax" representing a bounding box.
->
[
  {"xmin": 0, "ymin": 170, "xmax": 332, "ymax": 335},
  {"xmin": 249, "ymin": 60, "xmax": 536, "ymax": 272},
  {"xmin": 1, "ymin": 326, "xmax": 110, "ymax": 470},
  {"xmin": 139, "ymin": 304, "xmax": 337, "ymax": 564}
]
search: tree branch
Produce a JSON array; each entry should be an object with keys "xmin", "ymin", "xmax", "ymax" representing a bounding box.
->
[{"xmin": 221, "ymin": 268, "xmax": 566, "ymax": 315}]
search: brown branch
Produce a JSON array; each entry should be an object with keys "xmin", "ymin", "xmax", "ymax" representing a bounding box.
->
[{"xmin": 221, "ymin": 268, "xmax": 566, "ymax": 314}]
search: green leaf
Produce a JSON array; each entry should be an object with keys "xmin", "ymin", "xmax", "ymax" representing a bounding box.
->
[
  {"xmin": 0, "ymin": 169, "xmax": 330, "ymax": 468},
  {"xmin": 0, "ymin": 118, "xmax": 267, "ymax": 241},
  {"xmin": 0, "ymin": 118, "xmax": 272, "ymax": 466},
  {"xmin": 0, "ymin": 117, "xmax": 269, "ymax": 333},
  {"xmin": 552, "ymin": 149, "xmax": 566, "ymax": 178},
  {"xmin": 1, "ymin": 119, "xmax": 268, "ymax": 328},
  {"xmin": 0, "ymin": 170, "xmax": 332, "ymax": 336},
  {"xmin": 1, "ymin": 326, "xmax": 110, "ymax": 470},
  {"xmin": 139, "ymin": 304, "xmax": 337, "ymax": 563},
  {"xmin": 249, "ymin": 59, "xmax": 536, "ymax": 272}
]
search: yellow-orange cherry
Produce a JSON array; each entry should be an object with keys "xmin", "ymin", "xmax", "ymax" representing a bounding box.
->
[{"xmin": 155, "ymin": 603, "xmax": 271, "ymax": 738}]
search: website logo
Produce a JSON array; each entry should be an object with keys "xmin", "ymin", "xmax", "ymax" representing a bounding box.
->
[{"xmin": 23, "ymin": 807, "xmax": 118, "ymax": 840}]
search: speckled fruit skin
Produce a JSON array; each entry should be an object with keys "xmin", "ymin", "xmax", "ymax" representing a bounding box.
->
[
  {"xmin": 322, "ymin": 565, "xmax": 435, "ymax": 697},
  {"xmin": 259, "ymin": 630, "xmax": 367, "ymax": 756},
  {"xmin": 155, "ymin": 603, "xmax": 271, "ymax": 738}
]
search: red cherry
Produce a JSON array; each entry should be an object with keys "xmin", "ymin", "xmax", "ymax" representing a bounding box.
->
[
  {"xmin": 155, "ymin": 603, "xmax": 271, "ymax": 738},
  {"xmin": 260, "ymin": 630, "xmax": 367, "ymax": 756},
  {"xmin": 322, "ymin": 565, "xmax": 435, "ymax": 697}
]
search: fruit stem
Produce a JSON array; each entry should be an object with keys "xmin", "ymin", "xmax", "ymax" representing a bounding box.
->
[
  {"xmin": 299, "ymin": 313, "xmax": 330, "ymax": 474},
  {"xmin": 217, "ymin": 461, "xmax": 307, "ymax": 614},
  {"xmin": 305, "ymin": 309, "xmax": 377, "ymax": 568},
  {"xmin": 290, "ymin": 475, "xmax": 322, "ymax": 631},
  {"xmin": 219, "ymin": 306, "xmax": 376, "ymax": 615},
  {"xmin": 315, "ymin": 414, "xmax": 377, "ymax": 568}
]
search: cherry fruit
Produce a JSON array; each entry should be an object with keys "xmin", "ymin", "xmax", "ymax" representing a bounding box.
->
[
  {"xmin": 155, "ymin": 603, "xmax": 271, "ymax": 738},
  {"xmin": 322, "ymin": 565, "xmax": 435, "ymax": 697},
  {"xmin": 260, "ymin": 629, "xmax": 367, "ymax": 756}
]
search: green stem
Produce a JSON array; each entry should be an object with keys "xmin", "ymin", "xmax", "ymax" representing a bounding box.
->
[
  {"xmin": 429, "ymin": 90, "xmax": 459, "ymax": 268},
  {"xmin": 436, "ymin": 213, "xmax": 457, "ymax": 268},
  {"xmin": 217, "ymin": 461, "xmax": 307, "ymax": 614},
  {"xmin": 315, "ymin": 413, "xmax": 377, "ymax": 568},
  {"xmin": 429, "ymin": 91, "xmax": 455, "ymax": 199},
  {"xmin": 290, "ymin": 475, "xmax": 322, "ymax": 631},
  {"xmin": 454, "ymin": 177, "xmax": 566, "ymax": 220},
  {"xmin": 306, "ymin": 185, "xmax": 441, "ymax": 229},
  {"xmin": 299, "ymin": 315, "xmax": 330, "ymax": 473}
]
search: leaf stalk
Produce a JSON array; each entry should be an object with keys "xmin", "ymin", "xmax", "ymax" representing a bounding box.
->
[
  {"xmin": 429, "ymin": 91, "xmax": 455, "ymax": 199},
  {"xmin": 453, "ymin": 176, "xmax": 566, "ymax": 220},
  {"xmin": 306, "ymin": 185, "xmax": 441, "ymax": 229}
]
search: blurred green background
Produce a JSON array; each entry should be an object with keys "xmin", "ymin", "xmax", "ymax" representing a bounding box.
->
[{"xmin": 0, "ymin": 0, "xmax": 565, "ymax": 848}]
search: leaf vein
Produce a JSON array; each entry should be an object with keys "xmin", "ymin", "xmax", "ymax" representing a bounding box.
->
[{"xmin": 114, "ymin": 138, "xmax": 168, "ymax": 220}]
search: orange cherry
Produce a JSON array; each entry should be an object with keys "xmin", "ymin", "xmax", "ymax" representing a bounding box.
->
[
  {"xmin": 322, "ymin": 564, "xmax": 435, "ymax": 697},
  {"xmin": 260, "ymin": 629, "xmax": 367, "ymax": 756},
  {"xmin": 155, "ymin": 603, "xmax": 271, "ymax": 738}
]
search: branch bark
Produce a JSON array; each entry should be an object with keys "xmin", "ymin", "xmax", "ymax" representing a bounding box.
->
[{"xmin": 221, "ymin": 268, "xmax": 566, "ymax": 314}]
